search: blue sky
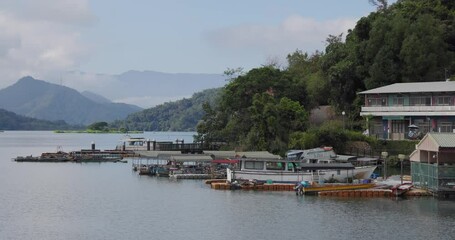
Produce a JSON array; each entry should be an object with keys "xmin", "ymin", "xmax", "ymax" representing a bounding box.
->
[{"xmin": 0, "ymin": 0, "xmax": 394, "ymax": 88}]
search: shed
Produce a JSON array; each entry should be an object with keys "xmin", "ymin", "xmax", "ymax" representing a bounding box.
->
[{"xmin": 409, "ymin": 133, "xmax": 455, "ymax": 198}]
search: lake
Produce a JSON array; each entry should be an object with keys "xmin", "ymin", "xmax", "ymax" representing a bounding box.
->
[{"xmin": 1, "ymin": 131, "xmax": 455, "ymax": 240}]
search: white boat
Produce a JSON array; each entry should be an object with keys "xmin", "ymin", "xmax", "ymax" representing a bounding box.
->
[
  {"xmin": 117, "ymin": 136, "xmax": 149, "ymax": 151},
  {"xmin": 226, "ymin": 147, "xmax": 377, "ymax": 184}
]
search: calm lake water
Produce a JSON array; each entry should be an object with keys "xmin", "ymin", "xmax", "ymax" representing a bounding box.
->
[{"xmin": 1, "ymin": 131, "xmax": 455, "ymax": 240}]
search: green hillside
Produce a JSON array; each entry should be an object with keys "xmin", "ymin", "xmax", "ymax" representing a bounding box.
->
[
  {"xmin": 0, "ymin": 76, "xmax": 142, "ymax": 125},
  {"xmin": 0, "ymin": 108, "xmax": 79, "ymax": 130},
  {"xmin": 111, "ymin": 88, "xmax": 221, "ymax": 131}
]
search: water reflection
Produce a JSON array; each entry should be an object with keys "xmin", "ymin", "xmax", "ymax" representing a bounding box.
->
[{"xmin": 0, "ymin": 131, "xmax": 454, "ymax": 240}]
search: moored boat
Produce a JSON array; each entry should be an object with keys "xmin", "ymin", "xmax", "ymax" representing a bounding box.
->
[
  {"xmin": 117, "ymin": 136, "xmax": 149, "ymax": 151},
  {"xmin": 391, "ymin": 183, "xmax": 413, "ymax": 196},
  {"xmin": 226, "ymin": 147, "xmax": 377, "ymax": 184}
]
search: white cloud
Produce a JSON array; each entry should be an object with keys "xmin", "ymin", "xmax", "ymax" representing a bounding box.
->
[
  {"xmin": 0, "ymin": 0, "xmax": 94, "ymax": 89},
  {"xmin": 0, "ymin": 0, "xmax": 95, "ymax": 26},
  {"xmin": 206, "ymin": 15, "xmax": 356, "ymax": 56}
]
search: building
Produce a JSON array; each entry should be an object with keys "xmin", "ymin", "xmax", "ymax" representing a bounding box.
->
[
  {"xmin": 409, "ymin": 133, "xmax": 455, "ymax": 198},
  {"xmin": 359, "ymin": 81, "xmax": 455, "ymax": 140}
]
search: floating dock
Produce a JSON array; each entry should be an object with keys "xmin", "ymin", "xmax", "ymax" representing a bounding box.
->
[
  {"xmin": 318, "ymin": 188, "xmax": 432, "ymax": 197},
  {"xmin": 170, "ymin": 174, "xmax": 212, "ymax": 179},
  {"xmin": 210, "ymin": 182, "xmax": 295, "ymax": 191},
  {"xmin": 209, "ymin": 181, "xmax": 432, "ymax": 197}
]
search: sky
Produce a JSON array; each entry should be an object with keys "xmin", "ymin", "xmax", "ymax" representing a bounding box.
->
[{"xmin": 0, "ymin": 0, "xmax": 392, "ymax": 89}]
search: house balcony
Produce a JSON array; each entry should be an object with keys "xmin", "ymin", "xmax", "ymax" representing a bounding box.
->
[{"xmin": 360, "ymin": 106, "xmax": 455, "ymax": 116}]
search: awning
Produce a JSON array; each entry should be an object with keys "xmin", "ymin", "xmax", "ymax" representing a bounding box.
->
[
  {"xmin": 382, "ymin": 116, "xmax": 404, "ymax": 120},
  {"xmin": 299, "ymin": 163, "xmax": 355, "ymax": 170},
  {"xmin": 334, "ymin": 155, "xmax": 357, "ymax": 162},
  {"xmin": 169, "ymin": 155, "xmax": 213, "ymax": 162}
]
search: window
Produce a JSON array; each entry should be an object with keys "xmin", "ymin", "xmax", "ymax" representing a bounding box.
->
[
  {"xmin": 392, "ymin": 97, "xmax": 404, "ymax": 106},
  {"xmin": 367, "ymin": 97, "xmax": 386, "ymax": 106},
  {"xmin": 409, "ymin": 96, "xmax": 431, "ymax": 106},
  {"xmin": 266, "ymin": 162, "xmax": 285, "ymax": 170},
  {"xmin": 244, "ymin": 161, "xmax": 264, "ymax": 170},
  {"xmin": 439, "ymin": 122, "xmax": 453, "ymax": 133},
  {"xmin": 392, "ymin": 120, "xmax": 405, "ymax": 133},
  {"xmin": 436, "ymin": 96, "xmax": 452, "ymax": 106},
  {"xmin": 371, "ymin": 122, "xmax": 384, "ymax": 137},
  {"xmin": 414, "ymin": 119, "xmax": 431, "ymax": 133},
  {"xmin": 287, "ymin": 163, "xmax": 297, "ymax": 172}
]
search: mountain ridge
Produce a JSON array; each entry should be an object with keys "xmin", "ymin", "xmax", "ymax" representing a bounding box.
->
[
  {"xmin": 0, "ymin": 76, "xmax": 142, "ymax": 125},
  {"xmin": 60, "ymin": 70, "xmax": 226, "ymax": 108}
]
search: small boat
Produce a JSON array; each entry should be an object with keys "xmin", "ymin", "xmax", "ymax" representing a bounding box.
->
[
  {"xmin": 391, "ymin": 183, "xmax": 413, "ymax": 196},
  {"xmin": 138, "ymin": 165, "xmax": 150, "ymax": 175},
  {"xmin": 154, "ymin": 166, "xmax": 171, "ymax": 177}
]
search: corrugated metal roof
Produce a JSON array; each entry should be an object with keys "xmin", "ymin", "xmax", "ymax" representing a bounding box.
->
[
  {"xmin": 358, "ymin": 81, "xmax": 455, "ymax": 94},
  {"xmin": 134, "ymin": 150, "xmax": 281, "ymax": 160},
  {"xmin": 135, "ymin": 151, "xmax": 182, "ymax": 158},
  {"xmin": 170, "ymin": 155, "xmax": 213, "ymax": 162},
  {"xmin": 204, "ymin": 151, "xmax": 237, "ymax": 159},
  {"xmin": 428, "ymin": 133, "xmax": 455, "ymax": 148}
]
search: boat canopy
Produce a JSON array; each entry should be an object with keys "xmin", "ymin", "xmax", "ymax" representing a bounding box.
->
[
  {"xmin": 236, "ymin": 151, "xmax": 282, "ymax": 159},
  {"xmin": 233, "ymin": 158, "xmax": 299, "ymax": 163},
  {"xmin": 334, "ymin": 155, "xmax": 357, "ymax": 162},
  {"xmin": 299, "ymin": 163, "xmax": 355, "ymax": 170}
]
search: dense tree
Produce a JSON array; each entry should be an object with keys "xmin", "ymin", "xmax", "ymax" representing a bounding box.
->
[
  {"xmin": 87, "ymin": 122, "xmax": 108, "ymax": 131},
  {"xmin": 286, "ymin": 50, "xmax": 328, "ymax": 108},
  {"xmin": 195, "ymin": 0, "xmax": 455, "ymax": 153},
  {"xmin": 196, "ymin": 66, "xmax": 309, "ymax": 154}
]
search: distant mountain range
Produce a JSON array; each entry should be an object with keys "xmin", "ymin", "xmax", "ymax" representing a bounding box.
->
[
  {"xmin": 61, "ymin": 70, "xmax": 226, "ymax": 108},
  {"xmin": 0, "ymin": 108, "xmax": 78, "ymax": 130},
  {"xmin": 0, "ymin": 77, "xmax": 142, "ymax": 125}
]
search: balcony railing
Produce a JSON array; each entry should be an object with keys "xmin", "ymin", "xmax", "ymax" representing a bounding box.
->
[{"xmin": 361, "ymin": 105, "xmax": 455, "ymax": 112}]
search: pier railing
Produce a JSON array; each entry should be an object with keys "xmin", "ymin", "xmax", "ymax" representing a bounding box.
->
[
  {"xmin": 343, "ymin": 147, "xmax": 381, "ymax": 158},
  {"xmin": 158, "ymin": 143, "xmax": 220, "ymax": 153}
]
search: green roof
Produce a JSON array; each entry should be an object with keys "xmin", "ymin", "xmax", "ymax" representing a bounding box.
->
[
  {"xmin": 429, "ymin": 133, "xmax": 455, "ymax": 148},
  {"xmin": 358, "ymin": 81, "xmax": 455, "ymax": 94}
]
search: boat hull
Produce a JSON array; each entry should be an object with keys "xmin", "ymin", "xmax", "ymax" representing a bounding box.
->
[{"xmin": 227, "ymin": 166, "xmax": 377, "ymax": 184}]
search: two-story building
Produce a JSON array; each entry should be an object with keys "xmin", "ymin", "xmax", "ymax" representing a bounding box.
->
[{"xmin": 359, "ymin": 81, "xmax": 455, "ymax": 140}]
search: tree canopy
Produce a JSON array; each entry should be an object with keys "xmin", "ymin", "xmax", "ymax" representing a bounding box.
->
[{"xmin": 196, "ymin": 0, "xmax": 455, "ymax": 154}]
